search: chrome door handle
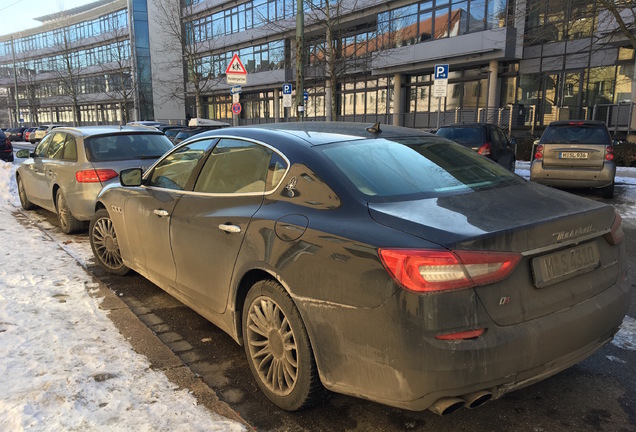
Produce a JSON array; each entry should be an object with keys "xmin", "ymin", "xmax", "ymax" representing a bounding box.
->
[
  {"xmin": 218, "ymin": 224, "xmax": 241, "ymax": 233},
  {"xmin": 153, "ymin": 209, "xmax": 169, "ymax": 217}
]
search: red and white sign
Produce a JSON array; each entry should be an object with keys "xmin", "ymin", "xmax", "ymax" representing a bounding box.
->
[
  {"xmin": 232, "ymin": 102, "xmax": 242, "ymax": 115},
  {"xmin": 226, "ymin": 54, "xmax": 247, "ymax": 84}
]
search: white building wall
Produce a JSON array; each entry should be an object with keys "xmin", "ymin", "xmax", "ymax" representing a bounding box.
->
[{"xmin": 147, "ymin": 0, "xmax": 185, "ymax": 122}]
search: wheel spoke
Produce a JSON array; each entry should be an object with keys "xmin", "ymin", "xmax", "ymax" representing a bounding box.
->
[{"xmin": 246, "ymin": 295, "xmax": 299, "ymax": 396}]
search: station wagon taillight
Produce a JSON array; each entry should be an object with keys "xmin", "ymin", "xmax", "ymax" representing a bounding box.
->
[
  {"xmin": 534, "ymin": 145, "xmax": 544, "ymax": 160},
  {"xmin": 478, "ymin": 143, "xmax": 491, "ymax": 156},
  {"xmin": 378, "ymin": 249, "xmax": 521, "ymax": 293},
  {"xmin": 605, "ymin": 146, "xmax": 614, "ymax": 161},
  {"xmin": 605, "ymin": 211, "xmax": 624, "ymax": 246},
  {"xmin": 76, "ymin": 169, "xmax": 118, "ymax": 183}
]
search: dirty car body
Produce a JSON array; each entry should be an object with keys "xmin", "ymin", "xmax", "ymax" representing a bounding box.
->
[{"xmin": 90, "ymin": 122, "xmax": 629, "ymax": 414}]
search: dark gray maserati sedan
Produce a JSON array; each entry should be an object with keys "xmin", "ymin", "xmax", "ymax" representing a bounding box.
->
[{"xmin": 89, "ymin": 122, "xmax": 629, "ymax": 415}]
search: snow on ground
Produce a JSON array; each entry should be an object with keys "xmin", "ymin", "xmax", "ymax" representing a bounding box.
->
[
  {"xmin": 1, "ymin": 156, "xmax": 636, "ymax": 429},
  {"xmin": 0, "ymin": 162, "xmax": 244, "ymax": 431}
]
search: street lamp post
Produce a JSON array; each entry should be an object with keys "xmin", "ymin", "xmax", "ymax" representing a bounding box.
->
[{"xmin": 10, "ymin": 36, "xmax": 21, "ymax": 126}]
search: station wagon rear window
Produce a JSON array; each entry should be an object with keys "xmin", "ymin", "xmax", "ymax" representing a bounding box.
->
[
  {"xmin": 85, "ymin": 133, "xmax": 173, "ymax": 162},
  {"xmin": 321, "ymin": 137, "xmax": 522, "ymax": 201}
]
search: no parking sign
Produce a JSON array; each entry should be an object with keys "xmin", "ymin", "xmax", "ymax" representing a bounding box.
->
[{"xmin": 232, "ymin": 102, "xmax": 242, "ymax": 115}]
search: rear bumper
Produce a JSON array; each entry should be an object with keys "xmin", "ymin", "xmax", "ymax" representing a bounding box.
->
[
  {"xmin": 302, "ymin": 267, "xmax": 630, "ymax": 411},
  {"xmin": 530, "ymin": 160, "xmax": 616, "ymax": 188}
]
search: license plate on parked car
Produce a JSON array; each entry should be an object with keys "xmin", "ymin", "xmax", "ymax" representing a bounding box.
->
[
  {"xmin": 532, "ymin": 242, "xmax": 600, "ymax": 288},
  {"xmin": 559, "ymin": 152, "xmax": 588, "ymax": 159}
]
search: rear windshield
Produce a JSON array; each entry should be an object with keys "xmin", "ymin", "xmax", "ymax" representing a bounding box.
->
[
  {"xmin": 85, "ymin": 133, "xmax": 173, "ymax": 162},
  {"xmin": 436, "ymin": 127, "xmax": 485, "ymax": 146},
  {"xmin": 541, "ymin": 124, "xmax": 611, "ymax": 145},
  {"xmin": 320, "ymin": 137, "xmax": 521, "ymax": 201}
]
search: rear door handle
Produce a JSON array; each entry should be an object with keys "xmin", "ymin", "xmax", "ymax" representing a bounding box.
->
[
  {"xmin": 153, "ymin": 209, "xmax": 169, "ymax": 217},
  {"xmin": 218, "ymin": 224, "xmax": 241, "ymax": 233}
]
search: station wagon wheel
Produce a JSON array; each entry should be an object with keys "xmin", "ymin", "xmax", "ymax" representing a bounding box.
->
[
  {"xmin": 89, "ymin": 208, "xmax": 129, "ymax": 276},
  {"xmin": 243, "ymin": 280, "xmax": 326, "ymax": 411},
  {"xmin": 17, "ymin": 175, "xmax": 35, "ymax": 210},
  {"xmin": 56, "ymin": 190, "xmax": 83, "ymax": 234}
]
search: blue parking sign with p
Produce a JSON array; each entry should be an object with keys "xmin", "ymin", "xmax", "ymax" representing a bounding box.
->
[
  {"xmin": 434, "ymin": 64, "xmax": 449, "ymax": 80},
  {"xmin": 283, "ymin": 84, "xmax": 292, "ymax": 95}
]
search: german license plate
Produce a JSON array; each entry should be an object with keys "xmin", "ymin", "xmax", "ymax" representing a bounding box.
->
[
  {"xmin": 560, "ymin": 151, "xmax": 588, "ymax": 159},
  {"xmin": 532, "ymin": 242, "xmax": 600, "ymax": 288}
]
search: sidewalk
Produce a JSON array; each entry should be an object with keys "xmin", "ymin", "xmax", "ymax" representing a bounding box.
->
[{"xmin": 0, "ymin": 161, "xmax": 249, "ymax": 431}]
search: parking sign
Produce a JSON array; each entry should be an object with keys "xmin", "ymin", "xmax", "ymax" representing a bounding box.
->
[
  {"xmin": 433, "ymin": 64, "xmax": 449, "ymax": 98},
  {"xmin": 434, "ymin": 64, "xmax": 449, "ymax": 80}
]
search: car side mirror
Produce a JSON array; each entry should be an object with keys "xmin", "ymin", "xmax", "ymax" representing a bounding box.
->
[
  {"xmin": 16, "ymin": 149, "xmax": 31, "ymax": 158},
  {"xmin": 612, "ymin": 139, "xmax": 621, "ymax": 146},
  {"xmin": 120, "ymin": 168, "xmax": 143, "ymax": 187}
]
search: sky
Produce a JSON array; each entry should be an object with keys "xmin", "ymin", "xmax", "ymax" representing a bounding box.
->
[
  {"xmin": 0, "ymin": 160, "xmax": 246, "ymax": 430},
  {"xmin": 0, "ymin": 0, "xmax": 96, "ymax": 37},
  {"xmin": 0, "ymin": 156, "xmax": 634, "ymax": 428}
]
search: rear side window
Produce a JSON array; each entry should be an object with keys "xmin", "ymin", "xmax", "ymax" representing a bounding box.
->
[
  {"xmin": 541, "ymin": 124, "xmax": 611, "ymax": 145},
  {"xmin": 85, "ymin": 133, "xmax": 173, "ymax": 162},
  {"xmin": 436, "ymin": 127, "xmax": 485, "ymax": 146},
  {"xmin": 321, "ymin": 137, "xmax": 521, "ymax": 201}
]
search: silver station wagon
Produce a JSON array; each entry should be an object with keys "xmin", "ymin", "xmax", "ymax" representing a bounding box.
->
[{"xmin": 16, "ymin": 126, "xmax": 173, "ymax": 233}]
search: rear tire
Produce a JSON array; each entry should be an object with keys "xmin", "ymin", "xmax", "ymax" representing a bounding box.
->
[
  {"xmin": 56, "ymin": 190, "xmax": 83, "ymax": 234},
  {"xmin": 601, "ymin": 181, "xmax": 614, "ymax": 199},
  {"xmin": 89, "ymin": 208, "xmax": 129, "ymax": 275},
  {"xmin": 243, "ymin": 280, "xmax": 326, "ymax": 411}
]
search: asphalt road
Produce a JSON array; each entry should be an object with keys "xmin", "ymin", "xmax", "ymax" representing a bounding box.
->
[{"xmin": 8, "ymin": 150, "xmax": 636, "ymax": 431}]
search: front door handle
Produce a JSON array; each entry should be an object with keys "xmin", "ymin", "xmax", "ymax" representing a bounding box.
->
[
  {"xmin": 218, "ymin": 224, "xmax": 241, "ymax": 233},
  {"xmin": 153, "ymin": 209, "xmax": 169, "ymax": 217}
]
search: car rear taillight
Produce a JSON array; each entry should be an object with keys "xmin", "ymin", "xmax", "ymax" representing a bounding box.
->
[
  {"xmin": 605, "ymin": 211, "xmax": 624, "ymax": 246},
  {"xmin": 568, "ymin": 121, "xmax": 584, "ymax": 125},
  {"xmin": 378, "ymin": 249, "xmax": 521, "ymax": 293},
  {"xmin": 534, "ymin": 145, "xmax": 544, "ymax": 160},
  {"xmin": 478, "ymin": 143, "xmax": 491, "ymax": 156},
  {"xmin": 605, "ymin": 146, "xmax": 614, "ymax": 161},
  {"xmin": 76, "ymin": 169, "xmax": 118, "ymax": 183}
]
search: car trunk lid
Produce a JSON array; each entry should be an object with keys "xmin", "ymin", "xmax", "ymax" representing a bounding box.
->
[{"xmin": 368, "ymin": 182, "xmax": 621, "ymax": 325}]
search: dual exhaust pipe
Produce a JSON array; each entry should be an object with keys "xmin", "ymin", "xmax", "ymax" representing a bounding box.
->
[{"xmin": 428, "ymin": 390, "xmax": 493, "ymax": 416}]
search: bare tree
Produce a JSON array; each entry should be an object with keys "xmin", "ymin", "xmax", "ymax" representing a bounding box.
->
[
  {"xmin": 96, "ymin": 14, "xmax": 137, "ymax": 124},
  {"xmin": 49, "ymin": 25, "xmax": 83, "ymax": 126}
]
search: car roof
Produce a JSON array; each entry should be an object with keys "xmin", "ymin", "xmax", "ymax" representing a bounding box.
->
[
  {"xmin": 547, "ymin": 120, "xmax": 607, "ymax": 127},
  {"xmin": 50, "ymin": 125, "xmax": 166, "ymax": 137},
  {"xmin": 191, "ymin": 121, "xmax": 434, "ymax": 147}
]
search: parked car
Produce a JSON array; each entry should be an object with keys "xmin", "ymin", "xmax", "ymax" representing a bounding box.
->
[
  {"xmin": 530, "ymin": 120, "xmax": 616, "ymax": 198},
  {"xmin": 0, "ymin": 129, "xmax": 13, "ymax": 162},
  {"xmin": 24, "ymin": 127, "xmax": 37, "ymax": 142},
  {"xmin": 435, "ymin": 123, "xmax": 516, "ymax": 171},
  {"xmin": 163, "ymin": 127, "xmax": 186, "ymax": 143},
  {"xmin": 6, "ymin": 127, "xmax": 27, "ymax": 142},
  {"xmin": 15, "ymin": 126, "xmax": 174, "ymax": 233},
  {"xmin": 172, "ymin": 118, "xmax": 230, "ymax": 145},
  {"xmin": 89, "ymin": 122, "xmax": 628, "ymax": 414},
  {"xmin": 33, "ymin": 124, "xmax": 64, "ymax": 142}
]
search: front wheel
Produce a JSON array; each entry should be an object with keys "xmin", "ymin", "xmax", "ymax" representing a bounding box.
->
[
  {"xmin": 243, "ymin": 280, "xmax": 326, "ymax": 411},
  {"xmin": 17, "ymin": 175, "xmax": 35, "ymax": 210},
  {"xmin": 89, "ymin": 208, "xmax": 129, "ymax": 275}
]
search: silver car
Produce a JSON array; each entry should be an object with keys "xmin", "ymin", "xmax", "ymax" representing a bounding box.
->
[
  {"xmin": 16, "ymin": 126, "xmax": 173, "ymax": 233},
  {"xmin": 530, "ymin": 121, "xmax": 616, "ymax": 198}
]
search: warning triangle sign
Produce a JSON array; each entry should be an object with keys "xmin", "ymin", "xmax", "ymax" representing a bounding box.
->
[{"xmin": 225, "ymin": 54, "xmax": 247, "ymax": 75}]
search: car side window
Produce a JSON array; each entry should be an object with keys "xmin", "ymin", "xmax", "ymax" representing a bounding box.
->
[
  {"xmin": 47, "ymin": 133, "xmax": 66, "ymax": 159},
  {"xmin": 194, "ymin": 139, "xmax": 278, "ymax": 194},
  {"xmin": 62, "ymin": 135, "xmax": 78, "ymax": 161},
  {"xmin": 34, "ymin": 134, "xmax": 53, "ymax": 158},
  {"xmin": 147, "ymin": 139, "xmax": 213, "ymax": 190},
  {"xmin": 488, "ymin": 127, "xmax": 502, "ymax": 150}
]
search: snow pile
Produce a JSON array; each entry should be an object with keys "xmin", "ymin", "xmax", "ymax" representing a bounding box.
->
[{"xmin": 0, "ymin": 159, "xmax": 243, "ymax": 431}]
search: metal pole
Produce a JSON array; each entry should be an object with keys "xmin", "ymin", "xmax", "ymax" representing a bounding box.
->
[
  {"xmin": 295, "ymin": 0, "xmax": 304, "ymax": 121},
  {"xmin": 10, "ymin": 37, "xmax": 20, "ymax": 125},
  {"xmin": 436, "ymin": 98, "xmax": 441, "ymax": 129}
]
